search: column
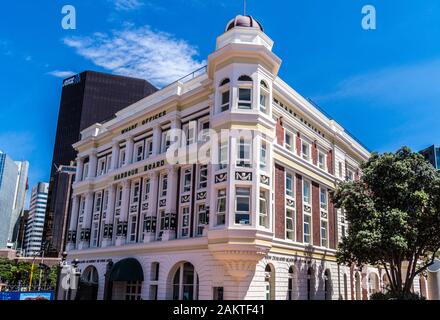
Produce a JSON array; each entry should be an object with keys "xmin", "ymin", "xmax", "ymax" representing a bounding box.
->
[
  {"xmin": 110, "ymin": 142, "xmax": 120, "ymax": 171},
  {"xmin": 115, "ymin": 180, "xmax": 130, "ymax": 246},
  {"xmin": 102, "ymin": 184, "xmax": 116, "ymax": 247},
  {"xmin": 75, "ymin": 158, "xmax": 84, "ymax": 183},
  {"xmin": 162, "ymin": 166, "xmax": 178, "ymax": 241},
  {"xmin": 126, "ymin": 136, "xmax": 134, "ymax": 165},
  {"xmin": 66, "ymin": 195, "xmax": 80, "ymax": 251},
  {"xmin": 152, "ymin": 125, "xmax": 162, "ymax": 155},
  {"xmin": 88, "ymin": 151, "xmax": 98, "ymax": 179},
  {"xmin": 144, "ymin": 172, "xmax": 159, "ymax": 243},
  {"xmin": 78, "ymin": 191, "xmax": 94, "ymax": 250}
]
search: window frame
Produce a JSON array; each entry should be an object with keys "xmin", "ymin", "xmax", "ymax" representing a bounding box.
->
[
  {"xmin": 216, "ymin": 189, "xmax": 227, "ymax": 226},
  {"xmin": 236, "ymin": 138, "xmax": 252, "ymax": 168},
  {"xmin": 235, "ymin": 187, "xmax": 251, "ymax": 225}
]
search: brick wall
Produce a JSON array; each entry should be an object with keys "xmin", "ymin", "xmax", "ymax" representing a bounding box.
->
[
  {"xmin": 276, "ymin": 118, "xmax": 284, "ymax": 146},
  {"xmin": 312, "ymin": 182, "xmax": 321, "ymax": 247},
  {"xmin": 312, "ymin": 142, "xmax": 318, "ymax": 166},
  {"xmin": 327, "ymin": 150, "xmax": 334, "ymax": 175},
  {"xmin": 296, "ymin": 133, "xmax": 301, "ymax": 157},
  {"xmin": 295, "ymin": 174, "xmax": 303, "ymax": 242},
  {"xmin": 274, "ymin": 164, "xmax": 285, "ymax": 239}
]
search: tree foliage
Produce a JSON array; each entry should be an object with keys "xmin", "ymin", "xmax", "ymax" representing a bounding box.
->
[
  {"xmin": 331, "ymin": 147, "xmax": 440, "ymax": 295},
  {"xmin": 0, "ymin": 258, "xmax": 58, "ymax": 288}
]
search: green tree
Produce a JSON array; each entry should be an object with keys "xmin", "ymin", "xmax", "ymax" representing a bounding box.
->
[{"xmin": 331, "ymin": 147, "xmax": 440, "ymax": 297}]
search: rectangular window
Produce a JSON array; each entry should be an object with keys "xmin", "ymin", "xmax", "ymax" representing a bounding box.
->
[
  {"xmin": 219, "ymin": 140, "xmax": 228, "ymax": 170},
  {"xmin": 197, "ymin": 204, "xmax": 207, "ymax": 236},
  {"xmin": 321, "ymin": 220, "xmax": 328, "ymax": 247},
  {"xmin": 143, "ymin": 179, "xmax": 150, "ymax": 202},
  {"xmin": 221, "ymin": 90, "xmax": 230, "ymax": 112},
  {"xmin": 260, "ymin": 141, "xmax": 267, "ymax": 170},
  {"xmin": 260, "ymin": 93, "xmax": 268, "ymax": 113},
  {"xmin": 318, "ymin": 151, "xmax": 326, "ymax": 170},
  {"xmin": 106, "ymin": 155, "xmax": 112, "ymax": 174},
  {"xmin": 125, "ymin": 281, "xmax": 142, "ymax": 301},
  {"xmin": 184, "ymin": 122, "xmax": 196, "ymax": 146},
  {"xmin": 161, "ymin": 175, "xmax": 168, "ymax": 197},
  {"xmin": 198, "ymin": 165, "xmax": 208, "ymax": 189},
  {"xmin": 302, "ymin": 141, "xmax": 310, "ymax": 161},
  {"xmin": 129, "ymin": 215, "xmax": 137, "ymax": 243},
  {"xmin": 285, "ymin": 132, "xmax": 294, "ymax": 152},
  {"xmin": 216, "ymin": 189, "xmax": 226, "ymax": 226},
  {"xmin": 92, "ymin": 222, "xmax": 99, "ymax": 247},
  {"xmin": 131, "ymin": 181, "xmax": 140, "ymax": 204},
  {"xmin": 135, "ymin": 142, "xmax": 144, "ymax": 162},
  {"xmin": 200, "ymin": 120, "xmax": 210, "ymax": 142},
  {"xmin": 347, "ymin": 169, "xmax": 354, "ymax": 181},
  {"xmin": 304, "ymin": 214, "xmax": 311, "ymax": 244},
  {"xmin": 235, "ymin": 188, "xmax": 250, "ymax": 225},
  {"xmin": 145, "ymin": 138, "xmax": 153, "ymax": 158},
  {"xmin": 181, "ymin": 207, "xmax": 190, "ymax": 238},
  {"xmin": 183, "ymin": 169, "xmax": 192, "ymax": 193},
  {"xmin": 149, "ymin": 285, "xmax": 158, "ymax": 300},
  {"xmin": 259, "ymin": 190, "xmax": 268, "ymax": 228},
  {"xmin": 116, "ymin": 186, "xmax": 123, "ymax": 208},
  {"xmin": 339, "ymin": 162, "xmax": 343, "ymax": 178},
  {"xmin": 94, "ymin": 192, "xmax": 102, "ymax": 213},
  {"xmin": 238, "ymin": 88, "xmax": 252, "ymax": 109},
  {"xmin": 236, "ymin": 138, "xmax": 251, "ymax": 168},
  {"xmin": 83, "ymin": 163, "xmax": 89, "ymax": 179},
  {"xmin": 97, "ymin": 158, "xmax": 106, "ymax": 176},
  {"xmin": 320, "ymin": 188, "xmax": 328, "ymax": 210},
  {"xmin": 303, "ymin": 180, "xmax": 311, "ymax": 205},
  {"xmin": 103, "ymin": 190, "xmax": 109, "ymax": 211},
  {"xmin": 286, "ymin": 209, "xmax": 295, "ymax": 240},
  {"xmin": 119, "ymin": 149, "xmax": 126, "ymax": 167},
  {"xmin": 286, "ymin": 173, "xmax": 294, "ymax": 198},
  {"xmin": 161, "ymin": 130, "xmax": 171, "ymax": 153}
]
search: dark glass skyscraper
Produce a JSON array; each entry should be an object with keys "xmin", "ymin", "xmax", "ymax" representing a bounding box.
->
[
  {"xmin": 420, "ymin": 145, "xmax": 440, "ymax": 170},
  {"xmin": 43, "ymin": 71, "xmax": 157, "ymax": 257}
]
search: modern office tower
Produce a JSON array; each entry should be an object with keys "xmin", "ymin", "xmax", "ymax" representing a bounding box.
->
[
  {"xmin": 24, "ymin": 182, "xmax": 49, "ymax": 256},
  {"xmin": 420, "ymin": 145, "xmax": 440, "ymax": 170},
  {"xmin": 43, "ymin": 71, "xmax": 157, "ymax": 257},
  {"xmin": 8, "ymin": 161, "xmax": 29, "ymax": 248},
  {"xmin": 0, "ymin": 151, "xmax": 19, "ymax": 248}
]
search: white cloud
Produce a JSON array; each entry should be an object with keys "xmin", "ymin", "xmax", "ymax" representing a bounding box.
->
[
  {"xmin": 63, "ymin": 25, "xmax": 205, "ymax": 87},
  {"xmin": 47, "ymin": 70, "xmax": 76, "ymax": 78},
  {"xmin": 113, "ymin": 0, "xmax": 144, "ymax": 11},
  {"xmin": 314, "ymin": 59, "xmax": 440, "ymax": 105}
]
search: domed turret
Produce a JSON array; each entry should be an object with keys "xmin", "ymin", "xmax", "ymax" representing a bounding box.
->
[{"xmin": 225, "ymin": 15, "xmax": 264, "ymax": 32}]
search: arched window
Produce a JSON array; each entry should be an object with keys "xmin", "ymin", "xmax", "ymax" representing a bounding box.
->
[
  {"xmin": 324, "ymin": 269, "xmax": 332, "ymax": 300},
  {"xmin": 264, "ymin": 264, "xmax": 275, "ymax": 300},
  {"xmin": 382, "ymin": 274, "xmax": 390, "ymax": 293},
  {"xmin": 288, "ymin": 266, "xmax": 297, "ymax": 300},
  {"xmin": 220, "ymin": 78, "xmax": 230, "ymax": 86},
  {"xmin": 219, "ymin": 78, "xmax": 231, "ymax": 112},
  {"xmin": 238, "ymin": 75, "xmax": 253, "ymax": 82},
  {"xmin": 368, "ymin": 273, "xmax": 379, "ymax": 297},
  {"xmin": 77, "ymin": 266, "xmax": 99, "ymax": 300},
  {"xmin": 172, "ymin": 262, "xmax": 199, "ymax": 300},
  {"xmin": 259, "ymin": 80, "xmax": 269, "ymax": 114}
]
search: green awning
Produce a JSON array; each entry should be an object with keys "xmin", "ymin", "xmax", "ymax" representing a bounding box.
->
[{"xmin": 109, "ymin": 258, "xmax": 144, "ymax": 282}]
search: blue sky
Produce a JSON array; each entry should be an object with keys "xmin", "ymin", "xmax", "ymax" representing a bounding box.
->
[{"xmin": 1, "ymin": 0, "xmax": 440, "ymax": 207}]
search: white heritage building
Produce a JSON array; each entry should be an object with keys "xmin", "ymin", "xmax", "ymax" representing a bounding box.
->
[{"xmin": 63, "ymin": 16, "xmax": 428, "ymax": 300}]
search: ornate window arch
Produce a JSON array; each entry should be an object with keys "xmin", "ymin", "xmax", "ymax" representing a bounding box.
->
[{"xmin": 172, "ymin": 262, "xmax": 199, "ymax": 300}]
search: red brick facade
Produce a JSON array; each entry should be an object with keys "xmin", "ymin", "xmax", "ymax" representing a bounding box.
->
[
  {"xmin": 296, "ymin": 133, "xmax": 301, "ymax": 157},
  {"xmin": 276, "ymin": 117, "xmax": 284, "ymax": 146},
  {"xmin": 295, "ymin": 174, "xmax": 303, "ymax": 242},
  {"xmin": 312, "ymin": 141, "xmax": 318, "ymax": 166},
  {"xmin": 327, "ymin": 149, "xmax": 334, "ymax": 175},
  {"xmin": 274, "ymin": 164, "xmax": 286, "ymax": 239},
  {"xmin": 312, "ymin": 182, "xmax": 321, "ymax": 247}
]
